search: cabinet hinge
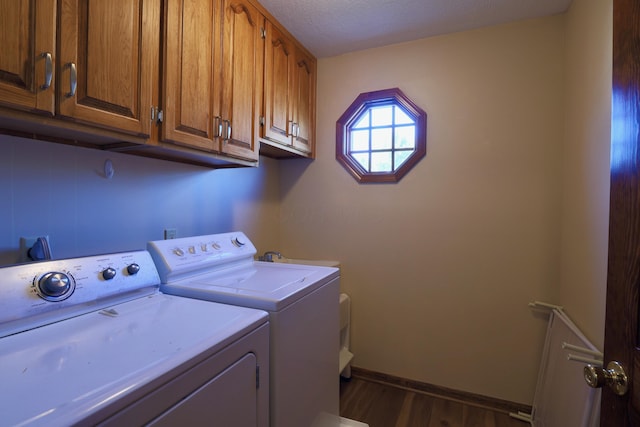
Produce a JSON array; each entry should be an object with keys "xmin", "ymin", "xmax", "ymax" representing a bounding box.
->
[
  {"xmin": 256, "ymin": 366, "xmax": 260, "ymax": 388},
  {"xmin": 260, "ymin": 27, "xmax": 266, "ymax": 39}
]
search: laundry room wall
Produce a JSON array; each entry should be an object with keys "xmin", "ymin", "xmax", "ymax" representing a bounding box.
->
[
  {"xmin": 0, "ymin": 134, "xmax": 281, "ymax": 265},
  {"xmin": 278, "ymin": 15, "xmax": 567, "ymax": 405},
  {"xmin": 558, "ymin": 0, "xmax": 611, "ymax": 351}
]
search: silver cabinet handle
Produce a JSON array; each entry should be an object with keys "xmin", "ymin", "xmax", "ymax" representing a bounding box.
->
[
  {"xmin": 67, "ymin": 62, "xmax": 77, "ymax": 97},
  {"xmin": 214, "ymin": 116, "xmax": 222, "ymax": 138},
  {"xmin": 221, "ymin": 120, "xmax": 231, "ymax": 141},
  {"xmin": 41, "ymin": 52, "xmax": 53, "ymax": 90},
  {"xmin": 287, "ymin": 120, "xmax": 293, "ymax": 137}
]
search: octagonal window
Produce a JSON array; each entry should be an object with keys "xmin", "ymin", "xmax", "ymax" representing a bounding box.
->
[{"xmin": 336, "ymin": 88, "xmax": 427, "ymax": 183}]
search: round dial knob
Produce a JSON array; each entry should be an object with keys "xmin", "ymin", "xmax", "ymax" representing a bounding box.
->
[
  {"xmin": 102, "ymin": 267, "xmax": 117, "ymax": 280},
  {"xmin": 126, "ymin": 263, "xmax": 140, "ymax": 275},
  {"xmin": 37, "ymin": 272, "xmax": 75, "ymax": 301}
]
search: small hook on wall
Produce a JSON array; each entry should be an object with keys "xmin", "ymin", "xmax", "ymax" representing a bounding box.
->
[{"xmin": 104, "ymin": 159, "xmax": 115, "ymax": 179}]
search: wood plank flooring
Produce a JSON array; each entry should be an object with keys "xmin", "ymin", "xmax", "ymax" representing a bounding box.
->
[{"xmin": 340, "ymin": 377, "xmax": 528, "ymax": 427}]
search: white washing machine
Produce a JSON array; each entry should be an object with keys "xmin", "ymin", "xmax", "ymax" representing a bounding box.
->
[
  {"xmin": 148, "ymin": 232, "xmax": 340, "ymax": 427},
  {"xmin": 0, "ymin": 250, "xmax": 269, "ymax": 427}
]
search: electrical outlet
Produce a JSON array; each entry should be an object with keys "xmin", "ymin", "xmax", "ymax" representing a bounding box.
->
[
  {"xmin": 164, "ymin": 229, "xmax": 177, "ymax": 240},
  {"xmin": 19, "ymin": 236, "xmax": 50, "ymax": 262}
]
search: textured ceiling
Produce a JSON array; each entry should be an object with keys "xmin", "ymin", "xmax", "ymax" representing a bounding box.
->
[{"xmin": 258, "ymin": 0, "xmax": 573, "ymax": 58}]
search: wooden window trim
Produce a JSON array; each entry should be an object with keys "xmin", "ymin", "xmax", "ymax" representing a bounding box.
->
[{"xmin": 336, "ymin": 88, "xmax": 427, "ymax": 183}]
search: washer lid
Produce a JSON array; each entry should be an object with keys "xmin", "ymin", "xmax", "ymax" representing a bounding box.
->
[
  {"xmin": 0, "ymin": 293, "xmax": 267, "ymax": 427},
  {"xmin": 161, "ymin": 262, "xmax": 339, "ymax": 311}
]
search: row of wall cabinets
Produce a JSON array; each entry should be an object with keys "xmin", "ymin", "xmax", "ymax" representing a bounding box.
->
[{"xmin": 0, "ymin": 0, "xmax": 316, "ymax": 167}]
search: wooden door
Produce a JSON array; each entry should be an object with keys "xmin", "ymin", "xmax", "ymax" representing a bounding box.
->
[
  {"xmin": 58, "ymin": 0, "xmax": 158, "ymax": 136},
  {"xmin": 0, "ymin": 0, "xmax": 56, "ymax": 115},
  {"xmin": 162, "ymin": 0, "xmax": 221, "ymax": 152},
  {"xmin": 262, "ymin": 20, "xmax": 293, "ymax": 146},
  {"xmin": 601, "ymin": 0, "xmax": 640, "ymax": 425},
  {"xmin": 219, "ymin": 0, "xmax": 262, "ymax": 162},
  {"xmin": 291, "ymin": 46, "xmax": 315, "ymax": 155}
]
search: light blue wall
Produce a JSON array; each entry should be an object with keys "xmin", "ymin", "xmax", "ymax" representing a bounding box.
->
[{"xmin": 0, "ymin": 134, "xmax": 280, "ymax": 265}]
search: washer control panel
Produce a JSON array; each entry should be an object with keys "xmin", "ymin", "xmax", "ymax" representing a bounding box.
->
[
  {"xmin": 147, "ymin": 231, "xmax": 257, "ymax": 283},
  {"xmin": 0, "ymin": 251, "xmax": 160, "ymax": 338}
]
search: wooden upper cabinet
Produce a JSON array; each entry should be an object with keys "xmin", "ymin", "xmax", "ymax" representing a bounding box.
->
[
  {"xmin": 58, "ymin": 0, "xmax": 159, "ymax": 137},
  {"xmin": 162, "ymin": 0, "xmax": 220, "ymax": 152},
  {"xmin": 262, "ymin": 19, "xmax": 316, "ymax": 157},
  {"xmin": 262, "ymin": 20, "xmax": 293, "ymax": 146},
  {"xmin": 291, "ymin": 47, "xmax": 315, "ymax": 154},
  {"xmin": 219, "ymin": 0, "xmax": 263, "ymax": 161},
  {"xmin": 0, "ymin": 0, "xmax": 312, "ymax": 166},
  {"xmin": 163, "ymin": 0, "xmax": 262, "ymax": 161},
  {"xmin": 0, "ymin": 0, "xmax": 56, "ymax": 115}
]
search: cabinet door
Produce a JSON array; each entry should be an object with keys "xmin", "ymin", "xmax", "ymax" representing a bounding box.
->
[
  {"xmin": 58, "ymin": 0, "xmax": 158, "ymax": 136},
  {"xmin": 291, "ymin": 47, "xmax": 315, "ymax": 155},
  {"xmin": 262, "ymin": 20, "xmax": 293, "ymax": 146},
  {"xmin": 219, "ymin": 0, "xmax": 263, "ymax": 162},
  {"xmin": 163, "ymin": 0, "xmax": 221, "ymax": 152},
  {"xmin": 0, "ymin": 0, "xmax": 56, "ymax": 115}
]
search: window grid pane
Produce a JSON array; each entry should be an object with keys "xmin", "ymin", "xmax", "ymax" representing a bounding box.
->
[
  {"xmin": 350, "ymin": 129, "xmax": 370, "ymax": 151},
  {"xmin": 394, "ymin": 150, "xmax": 413, "ymax": 168},
  {"xmin": 352, "ymin": 111, "xmax": 370, "ymax": 129},
  {"xmin": 394, "ymin": 106, "xmax": 413, "ymax": 125},
  {"xmin": 395, "ymin": 125, "xmax": 415, "ymax": 149},
  {"xmin": 371, "ymin": 151, "xmax": 392, "ymax": 172},
  {"xmin": 347, "ymin": 103, "xmax": 417, "ymax": 173},
  {"xmin": 353, "ymin": 152, "xmax": 369, "ymax": 170},
  {"xmin": 371, "ymin": 127, "xmax": 392, "ymax": 150},
  {"xmin": 371, "ymin": 106, "xmax": 393, "ymax": 126}
]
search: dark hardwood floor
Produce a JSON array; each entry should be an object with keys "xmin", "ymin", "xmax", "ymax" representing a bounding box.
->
[{"xmin": 340, "ymin": 377, "xmax": 528, "ymax": 427}]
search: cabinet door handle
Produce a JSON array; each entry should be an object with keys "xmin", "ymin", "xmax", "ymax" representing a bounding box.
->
[
  {"xmin": 41, "ymin": 52, "xmax": 53, "ymax": 90},
  {"xmin": 221, "ymin": 120, "xmax": 231, "ymax": 141},
  {"xmin": 66, "ymin": 62, "xmax": 77, "ymax": 97},
  {"xmin": 287, "ymin": 120, "xmax": 293, "ymax": 137},
  {"xmin": 214, "ymin": 116, "xmax": 222, "ymax": 137}
]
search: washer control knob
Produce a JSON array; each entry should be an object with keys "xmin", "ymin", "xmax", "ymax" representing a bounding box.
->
[
  {"xmin": 231, "ymin": 237, "xmax": 245, "ymax": 247},
  {"xmin": 37, "ymin": 272, "xmax": 75, "ymax": 301},
  {"xmin": 126, "ymin": 263, "xmax": 140, "ymax": 275},
  {"xmin": 173, "ymin": 248, "xmax": 184, "ymax": 257},
  {"xmin": 102, "ymin": 267, "xmax": 117, "ymax": 280}
]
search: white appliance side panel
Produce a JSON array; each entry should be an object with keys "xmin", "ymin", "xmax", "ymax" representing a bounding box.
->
[
  {"xmin": 270, "ymin": 277, "xmax": 340, "ymax": 427},
  {"xmin": 0, "ymin": 294, "xmax": 268, "ymax": 427}
]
